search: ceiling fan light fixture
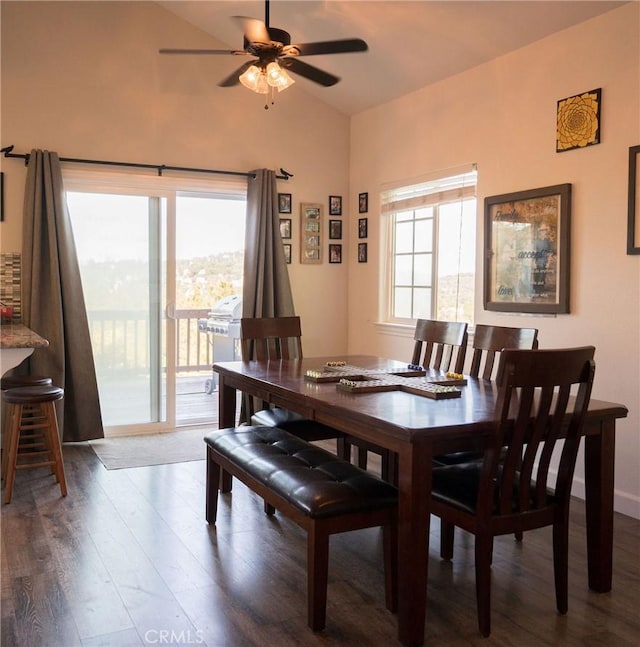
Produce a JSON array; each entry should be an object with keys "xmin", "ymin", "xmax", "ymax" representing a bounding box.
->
[
  {"xmin": 266, "ymin": 61, "xmax": 295, "ymax": 92},
  {"xmin": 239, "ymin": 64, "xmax": 269, "ymax": 94}
]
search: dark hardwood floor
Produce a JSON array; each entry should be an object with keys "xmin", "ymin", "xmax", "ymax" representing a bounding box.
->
[{"xmin": 2, "ymin": 442, "xmax": 639, "ymax": 646}]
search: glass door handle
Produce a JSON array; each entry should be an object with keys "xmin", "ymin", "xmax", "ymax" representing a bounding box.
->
[{"xmin": 166, "ymin": 302, "xmax": 177, "ymax": 319}]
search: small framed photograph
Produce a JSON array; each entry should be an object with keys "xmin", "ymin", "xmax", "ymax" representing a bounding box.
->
[
  {"xmin": 329, "ymin": 219, "xmax": 342, "ymax": 240},
  {"xmin": 278, "ymin": 192, "xmax": 292, "ymax": 214},
  {"xmin": 358, "ymin": 242, "xmax": 368, "ymax": 263},
  {"xmin": 329, "ymin": 195, "xmax": 342, "ymax": 216},
  {"xmin": 358, "ymin": 192, "xmax": 368, "ymax": 214},
  {"xmin": 358, "ymin": 217, "xmax": 368, "ymax": 238},
  {"xmin": 279, "ymin": 218, "xmax": 292, "ymax": 239},
  {"xmin": 329, "ymin": 244, "xmax": 342, "ymax": 264},
  {"xmin": 283, "ymin": 243, "xmax": 292, "ymax": 264}
]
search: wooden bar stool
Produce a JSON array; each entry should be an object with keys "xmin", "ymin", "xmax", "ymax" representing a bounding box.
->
[
  {"xmin": 2, "ymin": 385, "xmax": 67, "ymax": 504},
  {"xmin": 1, "ymin": 376, "xmax": 54, "ymax": 478},
  {"xmin": 1, "ymin": 376, "xmax": 54, "ymax": 390}
]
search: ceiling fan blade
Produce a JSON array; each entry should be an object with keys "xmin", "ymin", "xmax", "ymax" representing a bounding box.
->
[
  {"xmin": 159, "ymin": 48, "xmax": 245, "ymax": 56},
  {"xmin": 283, "ymin": 59, "xmax": 340, "ymax": 87},
  {"xmin": 218, "ymin": 60, "xmax": 256, "ymax": 87},
  {"xmin": 233, "ymin": 16, "xmax": 270, "ymax": 44},
  {"xmin": 287, "ymin": 38, "xmax": 368, "ymax": 57}
]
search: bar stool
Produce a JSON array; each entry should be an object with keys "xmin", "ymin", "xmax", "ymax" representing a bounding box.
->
[
  {"xmin": 1, "ymin": 376, "xmax": 54, "ymax": 390},
  {"xmin": 1, "ymin": 376, "xmax": 54, "ymax": 478},
  {"xmin": 1, "ymin": 377, "xmax": 54, "ymax": 465},
  {"xmin": 2, "ymin": 385, "xmax": 67, "ymax": 504}
]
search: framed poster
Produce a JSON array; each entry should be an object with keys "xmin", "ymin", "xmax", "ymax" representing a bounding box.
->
[
  {"xmin": 358, "ymin": 217, "xmax": 368, "ymax": 238},
  {"xmin": 329, "ymin": 195, "xmax": 342, "ymax": 216},
  {"xmin": 329, "ymin": 219, "xmax": 342, "ymax": 239},
  {"xmin": 628, "ymin": 145, "xmax": 640, "ymax": 254},
  {"xmin": 484, "ymin": 184, "xmax": 571, "ymax": 314},
  {"xmin": 283, "ymin": 243, "xmax": 292, "ymax": 264},
  {"xmin": 556, "ymin": 88, "xmax": 601, "ymax": 153},
  {"xmin": 300, "ymin": 203, "xmax": 322, "ymax": 264}
]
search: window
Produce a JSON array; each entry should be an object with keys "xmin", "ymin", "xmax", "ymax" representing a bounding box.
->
[{"xmin": 381, "ymin": 167, "xmax": 477, "ymax": 325}]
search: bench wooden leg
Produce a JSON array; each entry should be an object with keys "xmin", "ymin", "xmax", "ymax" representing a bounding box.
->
[
  {"xmin": 336, "ymin": 437, "xmax": 351, "ymax": 462},
  {"xmin": 307, "ymin": 523, "xmax": 330, "ymax": 631},
  {"xmin": 206, "ymin": 448, "xmax": 220, "ymax": 524}
]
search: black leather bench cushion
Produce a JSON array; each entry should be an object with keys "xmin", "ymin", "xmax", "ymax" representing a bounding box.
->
[
  {"xmin": 204, "ymin": 426, "xmax": 397, "ymax": 519},
  {"xmin": 251, "ymin": 407, "xmax": 343, "ymax": 442}
]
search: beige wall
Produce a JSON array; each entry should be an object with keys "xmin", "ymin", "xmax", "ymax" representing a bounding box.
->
[
  {"xmin": 349, "ymin": 3, "xmax": 640, "ymax": 517},
  {"xmin": 0, "ymin": 0, "xmax": 350, "ymax": 357}
]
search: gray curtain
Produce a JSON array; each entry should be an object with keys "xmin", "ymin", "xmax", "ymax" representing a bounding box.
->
[
  {"xmin": 22, "ymin": 150, "xmax": 103, "ymax": 442},
  {"xmin": 243, "ymin": 169, "xmax": 295, "ymax": 318},
  {"xmin": 241, "ymin": 169, "xmax": 295, "ymax": 422}
]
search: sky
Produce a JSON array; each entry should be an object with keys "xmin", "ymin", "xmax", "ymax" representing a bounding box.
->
[{"xmin": 67, "ymin": 192, "xmax": 246, "ymax": 262}]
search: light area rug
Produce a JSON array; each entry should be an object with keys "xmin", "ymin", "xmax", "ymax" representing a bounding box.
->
[{"xmin": 89, "ymin": 428, "xmax": 209, "ymax": 470}]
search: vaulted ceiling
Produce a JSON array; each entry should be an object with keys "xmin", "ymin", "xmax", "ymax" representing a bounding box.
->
[{"xmin": 158, "ymin": 1, "xmax": 626, "ymax": 115}]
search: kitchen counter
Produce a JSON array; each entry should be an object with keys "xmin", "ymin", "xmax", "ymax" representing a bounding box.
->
[{"xmin": 0, "ymin": 322, "xmax": 49, "ymax": 374}]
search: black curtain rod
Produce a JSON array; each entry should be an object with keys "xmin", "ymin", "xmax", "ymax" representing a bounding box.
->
[{"xmin": 0, "ymin": 145, "xmax": 293, "ymax": 180}]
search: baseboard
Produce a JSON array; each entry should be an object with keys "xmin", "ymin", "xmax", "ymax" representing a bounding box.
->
[{"xmin": 571, "ymin": 475, "xmax": 640, "ymax": 520}]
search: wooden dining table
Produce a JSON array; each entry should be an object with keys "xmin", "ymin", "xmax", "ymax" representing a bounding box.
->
[{"xmin": 212, "ymin": 354, "xmax": 628, "ymax": 647}]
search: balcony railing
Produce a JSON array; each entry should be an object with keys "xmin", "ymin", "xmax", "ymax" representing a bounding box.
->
[{"xmin": 87, "ymin": 308, "xmax": 212, "ymax": 374}]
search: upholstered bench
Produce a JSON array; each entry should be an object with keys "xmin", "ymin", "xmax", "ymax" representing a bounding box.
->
[{"xmin": 204, "ymin": 425, "xmax": 398, "ymax": 631}]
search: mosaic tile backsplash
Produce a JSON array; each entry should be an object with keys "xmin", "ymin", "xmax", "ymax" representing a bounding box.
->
[{"xmin": 0, "ymin": 253, "xmax": 22, "ymax": 321}]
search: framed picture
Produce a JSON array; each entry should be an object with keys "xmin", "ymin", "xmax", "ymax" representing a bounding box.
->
[
  {"xmin": 359, "ymin": 192, "xmax": 368, "ymax": 214},
  {"xmin": 329, "ymin": 244, "xmax": 342, "ymax": 264},
  {"xmin": 278, "ymin": 192, "xmax": 292, "ymax": 214},
  {"xmin": 329, "ymin": 195, "xmax": 342, "ymax": 216},
  {"xmin": 627, "ymin": 145, "xmax": 640, "ymax": 255},
  {"xmin": 484, "ymin": 183, "xmax": 571, "ymax": 314},
  {"xmin": 358, "ymin": 217, "xmax": 368, "ymax": 239},
  {"xmin": 0, "ymin": 172, "xmax": 4, "ymax": 222},
  {"xmin": 300, "ymin": 203, "xmax": 322, "ymax": 264},
  {"xmin": 283, "ymin": 243, "xmax": 292, "ymax": 264},
  {"xmin": 358, "ymin": 242, "xmax": 368, "ymax": 263},
  {"xmin": 279, "ymin": 218, "xmax": 292, "ymax": 239},
  {"xmin": 329, "ymin": 219, "xmax": 342, "ymax": 239},
  {"xmin": 556, "ymin": 88, "xmax": 601, "ymax": 153}
]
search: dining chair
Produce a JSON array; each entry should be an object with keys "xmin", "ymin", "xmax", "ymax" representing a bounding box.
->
[
  {"xmin": 469, "ymin": 323, "xmax": 539, "ymax": 381},
  {"xmin": 433, "ymin": 323, "xmax": 538, "ymax": 467},
  {"xmin": 430, "ymin": 346, "xmax": 595, "ymax": 637},
  {"xmin": 241, "ymin": 316, "xmax": 343, "ymax": 443},
  {"xmin": 339, "ymin": 319, "xmax": 469, "ymax": 482}
]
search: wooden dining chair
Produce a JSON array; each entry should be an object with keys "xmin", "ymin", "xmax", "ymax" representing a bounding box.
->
[
  {"xmin": 469, "ymin": 323, "xmax": 539, "ymax": 381},
  {"xmin": 241, "ymin": 316, "xmax": 343, "ymax": 443},
  {"xmin": 433, "ymin": 323, "xmax": 538, "ymax": 468},
  {"xmin": 430, "ymin": 346, "xmax": 595, "ymax": 637},
  {"xmin": 339, "ymin": 319, "xmax": 469, "ymax": 482}
]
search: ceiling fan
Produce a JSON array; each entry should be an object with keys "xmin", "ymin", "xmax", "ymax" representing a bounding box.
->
[{"xmin": 159, "ymin": 0, "xmax": 368, "ymax": 93}]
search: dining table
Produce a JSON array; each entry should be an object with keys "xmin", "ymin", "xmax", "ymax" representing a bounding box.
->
[{"xmin": 212, "ymin": 354, "xmax": 629, "ymax": 646}]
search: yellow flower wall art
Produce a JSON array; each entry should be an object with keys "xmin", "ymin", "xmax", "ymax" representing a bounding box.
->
[{"xmin": 556, "ymin": 88, "xmax": 601, "ymax": 152}]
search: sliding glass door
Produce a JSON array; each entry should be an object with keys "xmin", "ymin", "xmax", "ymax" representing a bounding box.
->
[{"xmin": 65, "ymin": 174, "xmax": 245, "ymax": 435}]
